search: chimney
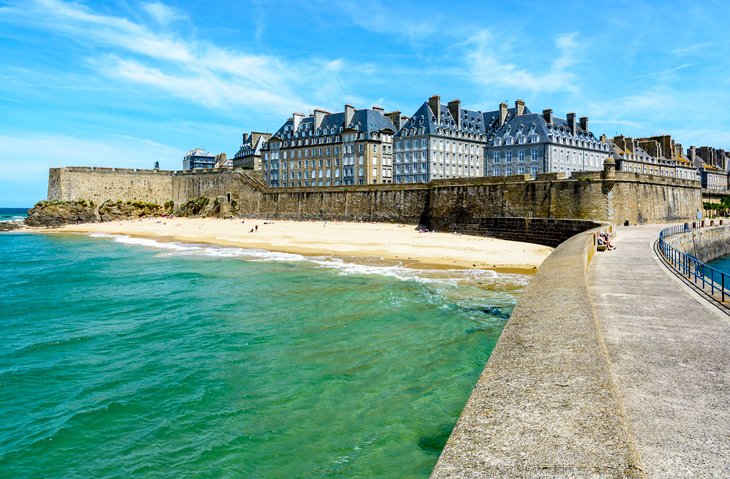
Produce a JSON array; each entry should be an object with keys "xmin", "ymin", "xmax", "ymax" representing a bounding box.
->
[
  {"xmin": 499, "ymin": 102, "xmax": 508, "ymax": 126},
  {"xmin": 448, "ymin": 99, "xmax": 462, "ymax": 129},
  {"xmin": 515, "ymin": 99, "xmax": 525, "ymax": 116},
  {"xmin": 400, "ymin": 116, "xmax": 409, "ymax": 129},
  {"xmin": 543, "ymin": 108, "xmax": 553, "ymax": 124},
  {"xmin": 428, "ymin": 95, "xmax": 441, "ymax": 124},
  {"xmin": 372, "ymin": 105, "xmax": 384, "ymax": 113},
  {"xmin": 344, "ymin": 104, "xmax": 355, "ymax": 126},
  {"xmin": 689, "ymin": 145, "xmax": 697, "ymax": 161},
  {"xmin": 567, "ymin": 112, "xmax": 577, "ymax": 135},
  {"xmin": 313, "ymin": 109, "xmax": 328, "ymax": 129},
  {"xmin": 385, "ymin": 111, "xmax": 402, "ymax": 129},
  {"xmin": 624, "ymin": 137, "xmax": 635, "ymax": 154},
  {"xmin": 579, "ymin": 116, "xmax": 588, "ymax": 132},
  {"xmin": 242, "ymin": 132, "xmax": 250, "ymax": 144},
  {"xmin": 292, "ymin": 112, "xmax": 304, "ymax": 131}
]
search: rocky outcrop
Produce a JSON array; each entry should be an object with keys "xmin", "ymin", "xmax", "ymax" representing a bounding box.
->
[
  {"xmin": 0, "ymin": 222, "xmax": 23, "ymax": 232},
  {"xmin": 25, "ymin": 200, "xmax": 99, "ymax": 227},
  {"xmin": 24, "ymin": 200, "xmax": 176, "ymax": 228},
  {"xmin": 98, "ymin": 200, "xmax": 168, "ymax": 222}
]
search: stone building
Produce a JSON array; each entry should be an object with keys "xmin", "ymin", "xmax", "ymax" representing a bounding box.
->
[
  {"xmin": 232, "ymin": 132, "xmax": 272, "ymax": 171},
  {"xmin": 182, "ymin": 148, "xmax": 216, "ymax": 170},
  {"xmin": 611, "ymin": 135, "xmax": 697, "ymax": 180},
  {"xmin": 262, "ymin": 105, "xmax": 396, "ymax": 187},
  {"xmin": 689, "ymin": 146, "xmax": 729, "ymax": 191},
  {"xmin": 484, "ymin": 102, "xmax": 610, "ymax": 177},
  {"xmin": 393, "ymin": 95, "xmax": 487, "ymax": 183}
]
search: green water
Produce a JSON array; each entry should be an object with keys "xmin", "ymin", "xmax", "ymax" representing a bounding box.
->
[{"xmin": 0, "ymin": 232, "xmax": 525, "ymax": 478}]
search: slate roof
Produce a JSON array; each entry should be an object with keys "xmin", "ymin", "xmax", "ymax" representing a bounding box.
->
[
  {"xmin": 395, "ymin": 101, "xmax": 486, "ymax": 137},
  {"xmin": 486, "ymin": 111, "xmax": 600, "ymax": 146},
  {"xmin": 270, "ymin": 108, "xmax": 396, "ymax": 141}
]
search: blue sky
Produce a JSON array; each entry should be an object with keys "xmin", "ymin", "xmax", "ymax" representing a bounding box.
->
[{"xmin": 1, "ymin": 0, "xmax": 729, "ymax": 206}]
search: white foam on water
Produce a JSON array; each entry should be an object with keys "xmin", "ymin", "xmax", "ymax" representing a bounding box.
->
[{"xmin": 85, "ymin": 232, "xmax": 529, "ymax": 287}]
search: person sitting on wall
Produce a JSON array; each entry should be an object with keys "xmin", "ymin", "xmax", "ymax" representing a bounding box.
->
[{"xmin": 599, "ymin": 232, "xmax": 615, "ymax": 250}]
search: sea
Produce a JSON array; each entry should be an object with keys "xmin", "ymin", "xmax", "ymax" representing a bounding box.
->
[
  {"xmin": 707, "ymin": 254, "xmax": 730, "ymax": 275},
  {"xmin": 0, "ymin": 207, "xmax": 28, "ymax": 224},
  {"xmin": 0, "ymin": 210, "xmax": 527, "ymax": 478}
]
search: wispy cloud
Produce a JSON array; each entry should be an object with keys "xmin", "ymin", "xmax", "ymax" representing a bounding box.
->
[
  {"xmin": 462, "ymin": 30, "xmax": 581, "ymax": 94},
  {"xmin": 141, "ymin": 2, "xmax": 186, "ymax": 26},
  {"xmin": 0, "ymin": 0, "xmax": 373, "ymax": 115},
  {"xmin": 672, "ymin": 41, "xmax": 713, "ymax": 56}
]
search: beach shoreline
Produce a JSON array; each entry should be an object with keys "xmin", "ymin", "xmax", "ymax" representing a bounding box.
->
[{"xmin": 26, "ymin": 217, "xmax": 553, "ymax": 273}]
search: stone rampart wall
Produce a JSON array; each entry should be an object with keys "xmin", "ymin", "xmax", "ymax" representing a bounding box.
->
[
  {"xmin": 47, "ymin": 167, "xmax": 702, "ymax": 242},
  {"xmin": 48, "ymin": 167, "xmax": 174, "ymax": 205}
]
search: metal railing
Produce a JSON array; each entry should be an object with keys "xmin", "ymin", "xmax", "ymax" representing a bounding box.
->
[{"xmin": 657, "ymin": 223, "xmax": 730, "ymax": 303}]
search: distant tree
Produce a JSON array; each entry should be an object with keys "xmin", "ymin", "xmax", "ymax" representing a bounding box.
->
[{"xmin": 154, "ymin": 161, "xmax": 160, "ymax": 171}]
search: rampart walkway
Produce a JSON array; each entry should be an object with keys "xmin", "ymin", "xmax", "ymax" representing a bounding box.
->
[{"xmin": 588, "ymin": 225, "xmax": 730, "ymax": 477}]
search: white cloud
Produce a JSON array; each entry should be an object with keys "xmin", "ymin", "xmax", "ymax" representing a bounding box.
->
[
  {"xmin": 142, "ymin": 2, "xmax": 185, "ymax": 26},
  {"xmin": 461, "ymin": 30, "xmax": 581, "ymax": 95},
  {"xmin": 0, "ymin": 0, "xmax": 367, "ymax": 115}
]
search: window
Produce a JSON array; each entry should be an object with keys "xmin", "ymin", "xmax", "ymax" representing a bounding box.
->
[
  {"xmin": 505, "ymin": 151, "xmax": 512, "ymax": 163},
  {"xmin": 493, "ymin": 151, "xmax": 500, "ymax": 163},
  {"xmin": 505, "ymin": 167, "xmax": 512, "ymax": 175},
  {"xmin": 531, "ymin": 148, "xmax": 538, "ymax": 161},
  {"xmin": 405, "ymin": 141, "xmax": 410, "ymax": 149},
  {"xmin": 517, "ymin": 166, "xmax": 525, "ymax": 174},
  {"xmin": 530, "ymin": 166, "xmax": 538, "ymax": 177},
  {"xmin": 422, "ymin": 139, "xmax": 427, "ymax": 148},
  {"xmin": 518, "ymin": 149, "xmax": 525, "ymax": 162},
  {"xmin": 494, "ymin": 167, "xmax": 501, "ymax": 176}
]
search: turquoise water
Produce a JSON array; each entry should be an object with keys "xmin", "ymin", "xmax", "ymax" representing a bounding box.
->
[
  {"xmin": 707, "ymin": 254, "xmax": 730, "ymax": 275},
  {"xmin": 0, "ymin": 232, "xmax": 526, "ymax": 478}
]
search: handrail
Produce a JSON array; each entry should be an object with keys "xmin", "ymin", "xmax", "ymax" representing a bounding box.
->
[{"xmin": 657, "ymin": 223, "xmax": 730, "ymax": 304}]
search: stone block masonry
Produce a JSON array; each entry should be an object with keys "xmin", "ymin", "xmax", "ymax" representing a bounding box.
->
[{"xmin": 47, "ymin": 166, "xmax": 702, "ymax": 245}]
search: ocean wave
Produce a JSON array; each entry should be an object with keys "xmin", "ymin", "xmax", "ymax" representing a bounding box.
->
[
  {"xmin": 86, "ymin": 233, "xmax": 528, "ymax": 286},
  {"xmin": 0, "ymin": 216, "xmax": 26, "ymax": 223}
]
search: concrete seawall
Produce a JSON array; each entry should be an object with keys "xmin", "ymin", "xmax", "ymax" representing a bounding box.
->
[
  {"xmin": 664, "ymin": 225, "xmax": 730, "ymax": 263},
  {"xmin": 431, "ymin": 226, "xmax": 644, "ymax": 478}
]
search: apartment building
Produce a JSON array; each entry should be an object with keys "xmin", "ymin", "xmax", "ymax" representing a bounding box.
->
[
  {"xmin": 484, "ymin": 102, "xmax": 609, "ymax": 177},
  {"xmin": 261, "ymin": 105, "xmax": 396, "ymax": 187},
  {"xmin": 393, "ymin": 95, "xmax": 487, "ymax": 183}
]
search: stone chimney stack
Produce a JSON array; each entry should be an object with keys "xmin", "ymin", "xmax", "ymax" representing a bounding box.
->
[
  {"xmin": 515, "ymin": 99, "xmax": 525, "ymax": 116},
  {"xmin": 243, "ymin": 132, "xmax": 250, "ymax": 144},
  {"xmin": 385, "ymin": 111, "xmax": 401, "ymax": 129},
  {"xmin": 372, "ymin": 106, "xmax": 385, "ymax": 114},
  {"xmin": 579, "ymin": 116, "xmax": 588, "ymax": 132},
  {"xmin": 292, "ymin": 112, "xmax": 304, "ymax": 131},
  {"xmin": 344, "ymin": 104, "xmax": 355, "ymax": 126},
  {"xmin": 626, "ymin": 137, "xmax": 635, "ymax": 154},
  {"xmin": 313, "ymin": 109, "xmax": 328, "ymax": 129},
  {"xmin": 543, "ymin": 108, "xmax": 553, "ymax": 124},
  {"xmin": 448, "ymin": 99, "xmax": 462, "ymax": 129},
  {"xmin": 428, "ymin": 95, "xmax": 441, "ymax": 124},
  {"xmin": 567, "ymin": 112, "xmax": 577, "ymax": 135},
  {"xmin": 499, "ymin": 102, "xmax": 508, "ymax": 126}
]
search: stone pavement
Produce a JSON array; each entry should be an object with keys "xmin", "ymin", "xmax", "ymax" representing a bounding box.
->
[{"xmin": 588, "ymin": 225, "xmax": 730, "ymax": 478}]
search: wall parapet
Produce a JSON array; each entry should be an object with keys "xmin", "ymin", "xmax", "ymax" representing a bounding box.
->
[{"xmin": 432, "ymin": 226, "xmax": 642, "ymax": 477}]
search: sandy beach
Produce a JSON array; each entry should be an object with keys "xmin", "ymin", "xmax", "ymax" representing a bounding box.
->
[{"xmin": 44, "ymin": 218, "xmax": 553, "ymax": 272}]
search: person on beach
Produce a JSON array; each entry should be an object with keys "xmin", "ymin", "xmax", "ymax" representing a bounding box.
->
[{"xmin": 255, "ymin": 225, "xmax": 258, "ymax": 232}]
